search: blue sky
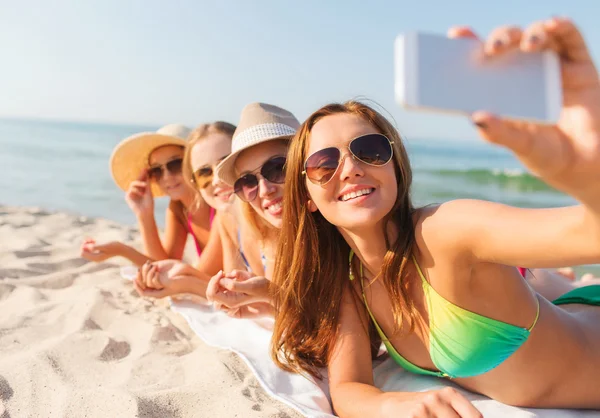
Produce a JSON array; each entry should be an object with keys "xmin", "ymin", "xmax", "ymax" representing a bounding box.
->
[{"xmin": 1, "ymin": 0, "xmax": 599, "ymax": 140}]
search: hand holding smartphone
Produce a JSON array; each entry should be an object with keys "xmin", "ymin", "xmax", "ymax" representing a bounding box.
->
[{"xmin": 394, "ymin": 31, "xmax": 562, "ymax": 123}]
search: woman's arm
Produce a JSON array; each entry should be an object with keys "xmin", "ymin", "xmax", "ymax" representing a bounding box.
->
[
  {"xmin": 80, "ymin": 239, "xmax": 152, "ymax": 266},
  {"xmin": 427, "ymin": 18, "xmax": 600, "ymax": 270},
  {"xmin": 422, "ymin": 201, "xmax": 600, "ymax": 269},
  {"xmin": 138, "ymin": 201, "xmax": 188, "ymax": 261}
]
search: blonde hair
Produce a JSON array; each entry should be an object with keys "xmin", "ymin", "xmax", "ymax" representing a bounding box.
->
[{"xmin": 182, "ymin": 121, "xmax": 236, "ymax": 210}]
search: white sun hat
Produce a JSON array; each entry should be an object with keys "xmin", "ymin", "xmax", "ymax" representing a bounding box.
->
[{"xmin": 215, "ymin": 103, "xmax": 301, "ymax": 186}]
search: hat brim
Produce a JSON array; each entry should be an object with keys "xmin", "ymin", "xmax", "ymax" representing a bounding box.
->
[
  {"xmin": 215, "ymin": 135, "xmax": 293, "ymax": 187},
  {"xmin": 110, "ymin": 133, "xmax": 187, "ymax": 198}
]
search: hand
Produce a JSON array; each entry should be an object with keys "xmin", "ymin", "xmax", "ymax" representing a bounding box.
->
[
  {"xmin": 134, "ymin": 259, "xmax": 191, "ymax": 298},
  {"xmin": 206, "ymin": 270, "xmax": 271, "ymax": 309},
  {"xmin": 223, "ymin": 302, "xmax": 275, "ymax": 319},
  {"xmin": 125, "ymin": 169, "xmax": 154, "ymax": 217},
  {"xmin": 80, "ymin": 238, "xmax": 122, "ymax": 262},
  {"xmin": 382, "ymin": 388, "xmax": 481, "ymax": 418},
  {"xmin": 450, "ymin": 18, "xmax": 600, "ymax": 206}
]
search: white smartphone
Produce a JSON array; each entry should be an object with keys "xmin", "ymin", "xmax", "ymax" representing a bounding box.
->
[{"xmin": 394, "ymin": 32, "xmax": 562, "ymax": 123}]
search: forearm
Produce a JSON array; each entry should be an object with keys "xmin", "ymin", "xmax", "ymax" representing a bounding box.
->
[
  {"xmin": 332, "ymin": 383, "xmax": 418, "ymax": 418},
  {"xmin": 117, "ymin": 243, "xmax": 153, "ymax": 267},
  {"xmin": 137, "ymin": 214, "xmax": 170, "ymax": 260},
  {"xmin": 177, "ymin": 275, "xmax": 210, "ymax": 298}
]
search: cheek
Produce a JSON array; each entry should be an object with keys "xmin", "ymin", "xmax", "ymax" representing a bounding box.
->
[
  {"xmin": 306, "ymin": 184, "xmax": 333, "ymax": 210},
  {"xmin": 249, "ymin": 200, "xmax": 263, "ymax": 214},
  {"xmin": 199, "ymin": 188, "xmax": 212, "ymax": 202}
]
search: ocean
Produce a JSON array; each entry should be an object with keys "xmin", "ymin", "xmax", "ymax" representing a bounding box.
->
[{"xmin": 0, "ymin": 117, "xmax": 575, "ymax": 227}]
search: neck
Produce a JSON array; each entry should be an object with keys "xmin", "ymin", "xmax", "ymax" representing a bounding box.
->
[
  {"xmin": 179, "ymin": 190, "xmax": 199, "ymax": 211},
  {"xmin": 340, "ymin": 221, "xmax": 398, "ymax": 279}
]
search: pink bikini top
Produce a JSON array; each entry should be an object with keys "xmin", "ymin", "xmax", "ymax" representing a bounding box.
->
[{"xmin": 187, "ymin": 207, "xmax": 215, "ymax": 257}]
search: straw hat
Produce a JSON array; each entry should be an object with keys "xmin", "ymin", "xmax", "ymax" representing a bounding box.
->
[
  {"xmin": 216, "ymin": 103, "xmax": 301, "ymax": 186},
  {"xmin": 110, "ymin": 124, "xmax": 192, "ymax": 197}
]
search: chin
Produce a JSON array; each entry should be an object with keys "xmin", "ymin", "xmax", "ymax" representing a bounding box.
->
[
  {"xmin": 329, "ymin": 207, "xmax": 389, "ymax": 231},
  {"xmin": 266, "ymin": 215, "xmax": 283, "ymax": 229}
]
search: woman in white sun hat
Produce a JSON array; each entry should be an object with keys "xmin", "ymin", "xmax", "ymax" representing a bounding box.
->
[
  {"xmin": 80, "ymin": 124, "xmax": 214, "ymax": 265},
  {"xmin": 136, "ymin": 103, "xmax": 301, "ymax": 318}
]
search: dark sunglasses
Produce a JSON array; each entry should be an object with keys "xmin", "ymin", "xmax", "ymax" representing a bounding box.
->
[
  {"xmin": 303, "ymin": 133, "xmax": 394, "ymax": 185},
  {"xmin": 233, "ymin": 156, "xmax": 286, "ymax": 202},
  {"xmin": 147, "ymin": 158, "xmax": 183, "ymax": 181}
]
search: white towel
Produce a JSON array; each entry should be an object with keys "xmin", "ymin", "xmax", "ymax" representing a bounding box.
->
[{"xmin": 170, "ymin": 299, "xmax": 600, "ymax": 418}]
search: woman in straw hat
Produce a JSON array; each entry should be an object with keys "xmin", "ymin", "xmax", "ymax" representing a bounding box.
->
[
  {"xmin": 268, "ymin": 17, "xmax": 600, "ymax": 416},
  {"xmin": 136, "ymin": 103, "xmax": 301, "ymax": 318},
  {"xmin": 80, "ymin": 124, "xmax": 214, "ymax": 265}
]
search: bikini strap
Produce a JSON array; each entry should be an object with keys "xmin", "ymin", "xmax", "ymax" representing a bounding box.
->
[
  {"xmin": 411, "ymin": 255, "xmax": 429, "ymax": 286},
  {"xmin": 527, "ymin": 294, "xmax": 541, "ymax": 332}
]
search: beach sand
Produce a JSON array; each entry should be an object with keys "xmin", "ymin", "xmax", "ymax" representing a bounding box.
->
[{"xmin": 0, "ymin": 205, "xmax": 302, "ymax": 418}]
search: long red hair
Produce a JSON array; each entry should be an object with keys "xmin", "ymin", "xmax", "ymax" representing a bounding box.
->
[{"xmin": 270, "ymin": 101, "xmax": 417, "ymax": 378}]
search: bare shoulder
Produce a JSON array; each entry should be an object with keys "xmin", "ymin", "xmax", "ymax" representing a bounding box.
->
[{"xmin": 413, "ymin": 199, "xmax": 495, "ymax": 261}]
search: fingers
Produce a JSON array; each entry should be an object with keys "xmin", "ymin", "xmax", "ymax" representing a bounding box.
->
[
  {"xmin": 447, "ymin": 26, "xmax": 479, "ymax": 40},
  {"xmin": 543, "ymin": 17, "xmax": 593, "ymax": 63},
  {"xmin": 137, "ymin": 168, "xmax": 148, "ymax": 181},
  {"xmin": 135, "ymin": 268, "xmax": 146, "ymax": 291},
  {"xmin": 134, "ymin": 279, "xmax": 169, "ymax": 299},
  {"xmin": 484, "ymin": 25, "xmax": 522, "ymax": 55},
  {"xmin": 141, "ymin": 261, "xmax": 161, "ymax": 289},
  {"xmin": 206, "ymin": 270, "xmax": 224, "ymax": 302},
  {"xmin": 446, "ymin": 388, "xmax": 483, "ymax": 418},
  {"xmin": 480, "ymin": 18, "xmax": 594, "ymax": 66},
  {"xmin": 223, "ymin": 269, "xmax": 253, "ymax": 281},
  {"xmin": 471, "ymin": 112, "xmax": 569, "ymax": 180},
  {"xmin": 149, "ymin": 264, "xmax": 163, "ymax": 290}
]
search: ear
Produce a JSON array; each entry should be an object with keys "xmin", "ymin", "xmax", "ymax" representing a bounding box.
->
[{"xmin": 307, "ymin": 199, "xmax": 318, "ymax": 213}]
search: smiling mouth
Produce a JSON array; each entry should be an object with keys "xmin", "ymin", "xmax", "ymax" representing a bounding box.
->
[
  {"xmin": 265, "ymin": 201, "xmax": 283, "ymax": 213},
  {"xmin": 215, "ymin": 190, "xmax": 233, "ymax": 200},
  {"xmin": 339, "ymin": 188, "xmax": 375, "ymax": 202},
  {"xmin": 166, "ymin": 183, "xmax": 181, "ymax": 191}
]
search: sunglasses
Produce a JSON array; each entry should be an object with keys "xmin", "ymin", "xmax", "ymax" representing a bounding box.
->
[
  {"xmin": 192, "ymin": 155, "xmax": 229, "ymax": 189},
  {"xmin": 303, "ymin": 133, "xmax": 394, "ymax": 185},
  {"xmin": 147, "ymin": 158, "xmax": 183, "ymax": 181},
  {"xmin": 233, "ymin": 156, "xmax": 286, "ymax": 202}
]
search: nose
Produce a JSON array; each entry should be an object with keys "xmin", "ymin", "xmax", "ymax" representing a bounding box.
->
[
  {"xmin": 211, "ymin": 167, "xmax": 221, "ymax": 187},
  {"xmin": 258, "ymin": 177, "xmax": 275, "ymax": 198},
  {"xmin": 337, "ymin": 153, "xmax": 364, "ymax": 182}
]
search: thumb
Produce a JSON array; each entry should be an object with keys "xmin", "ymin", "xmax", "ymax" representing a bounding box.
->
[{"xmin": 472, "ymin": 112, "xmax": 567, "ymax": 178}]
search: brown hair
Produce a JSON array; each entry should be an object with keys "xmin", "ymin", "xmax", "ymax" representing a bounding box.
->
[
  {"xmin": 182, "ymin": 121, "xmax": 236, "ymax": 210},
  {"xmin": 270, "ymin": 101, "xmax": 417, "ymax": 379}
]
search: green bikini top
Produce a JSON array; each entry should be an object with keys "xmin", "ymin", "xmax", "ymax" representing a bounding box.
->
[{"xmin": 349, "ymin": 251, "xmax": 540, "ymax": 379}]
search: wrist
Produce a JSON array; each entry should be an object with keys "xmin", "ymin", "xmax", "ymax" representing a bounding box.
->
[
  {"xmin": 137, "ymin": 212, "xmax": 156, "ymax": 225},
  {"xmin": 177, "ymin": 275, "xmax": 205, "ymax": 296}
]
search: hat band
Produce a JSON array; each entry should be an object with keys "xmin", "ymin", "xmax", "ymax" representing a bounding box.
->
[{"xmin": 232, "ymin": 123, "xmax": 297, "ymax": 152}]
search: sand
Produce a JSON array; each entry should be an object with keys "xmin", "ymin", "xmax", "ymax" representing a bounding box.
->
[{"xmin": 0, "ymin": 205, "xmax": 302, "ymax": 418}]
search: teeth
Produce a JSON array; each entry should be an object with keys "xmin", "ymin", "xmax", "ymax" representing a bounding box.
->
[
  {"xmin": 341, "ymin": 188, "xmax": 373, "ymax": 202},
  {"xmin": 267, "ymin": 202, "xmax": 283, "ymax": 212}
]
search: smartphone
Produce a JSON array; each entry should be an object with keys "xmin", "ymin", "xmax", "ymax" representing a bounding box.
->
[{"xmin": 394, "ymin": 32, "xmax": 562, "ymax": 123}]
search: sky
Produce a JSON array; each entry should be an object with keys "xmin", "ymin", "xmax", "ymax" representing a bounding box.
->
[{"xmin": 1, "ymin": 0, "xmax": 599, "ymax": 141}]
